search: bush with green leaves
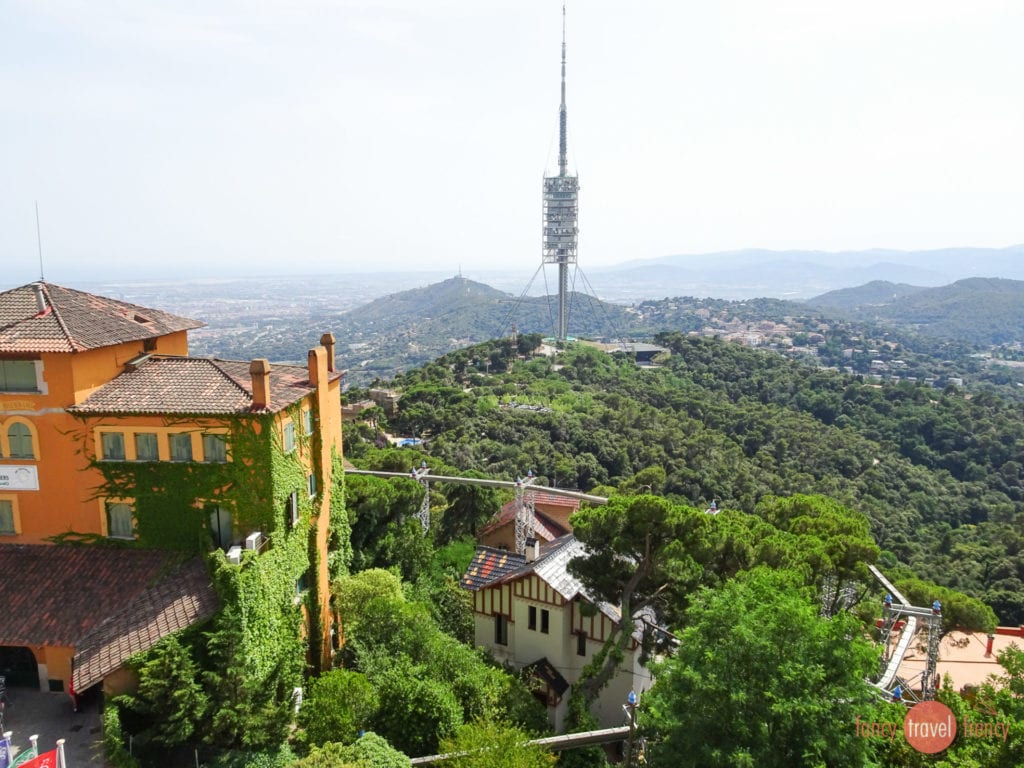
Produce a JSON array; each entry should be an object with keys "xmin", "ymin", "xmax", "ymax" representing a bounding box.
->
[{"xmin": 297, "ymin": 669, "xmax": 379, "ymax": 749}]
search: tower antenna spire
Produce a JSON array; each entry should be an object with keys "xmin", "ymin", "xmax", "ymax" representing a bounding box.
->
[
  {"xmin": 542, "ymin": 1, "xmax": 579, "ymax": 342},
  {"xmin": 558, "ymin": 1, "xmax": 568, "ymax": 177}
]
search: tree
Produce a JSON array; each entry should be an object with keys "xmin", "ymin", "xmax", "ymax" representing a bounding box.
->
[
  {"xmin": 568, "ymin": 495, "xmax": 709, "ymax": 704},
  {"xmin": 642, "ymin": 568, "xmax": 878, "ymax": 768},
  {"xmin": 116, "ymin": 634, "xmax": 208, "ymax": 746},
  {"xmin": 290, "ymin": 733, "xmax": 410, "ymax": 768},
  {"xmin": 298, "ymin": 669, "xmax": 379, "ymax": 748},
  {"xmin": 437, "ymin": 720, "xmax": 556, "ymax": 768}
]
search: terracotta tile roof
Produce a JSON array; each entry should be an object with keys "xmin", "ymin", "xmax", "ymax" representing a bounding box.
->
[
  {"xmin": 0, "ymin": 544, "xmax": 181, "ymax": 647},
  {"xmin": 477, "ymin": 505, "xmax": 569, "ymax": 542},
  {"xmin": 72, "ymin": 557, "xmax": 219, "ymax": 692},
  {"xmin": 0, "ymin": 282, "xmax": 203, "ymax": 353},
  {"xmin": 68, "ymin": 356, "xmax": 338, "ymax": 415}
]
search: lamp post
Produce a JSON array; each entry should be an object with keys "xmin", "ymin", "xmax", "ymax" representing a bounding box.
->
[{"xmin": 623, "ymin": 689, "xmax": 638, "ymax": 766}]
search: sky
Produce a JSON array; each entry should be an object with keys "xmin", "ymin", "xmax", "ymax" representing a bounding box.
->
[{"xmin": 2, "ymin": 0, "xmax": 1022, "ymax": 286}]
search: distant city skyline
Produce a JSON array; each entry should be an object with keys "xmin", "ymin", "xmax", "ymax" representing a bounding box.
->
[{"xmin": 2, "ymin": 1, "xmax": 1022, "ymax": 287}]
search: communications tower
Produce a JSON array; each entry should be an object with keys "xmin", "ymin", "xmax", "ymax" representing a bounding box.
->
[{"xmin": 542, "ymin": 3, "xmax": 579, "ymax": 342}]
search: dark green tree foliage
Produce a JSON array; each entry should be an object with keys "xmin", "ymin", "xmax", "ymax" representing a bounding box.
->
[
  {"xmin": 297, "ymin": 669, "xmax": 379, "ymax": 749},
  {"xmin": 642, "ymin": 568, "xmax": 877, "ymax": 768},
  {"xmin": 379, "ymin": 335, "xmax": 1024, "ymax": 622},
  {"xmin": 437, "ymin": 720, "xmax": 556, "ymax": 768},
  {"xmin": 335, "ymin": 572, "xmax": 546, "ymax": 757},
  {"xmin": 116, "ymin": 635, "xmax": 208, "ymax": 747},
  {"xmin": 290, "ymin": 733, "xmax": 410, "ymax": 768}
]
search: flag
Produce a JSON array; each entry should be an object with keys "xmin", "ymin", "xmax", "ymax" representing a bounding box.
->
[
  {"xmin": 11, "ymin": 750, "xmax": 55, "ymax": 768},
  {"xmin": 8, "ymin": 746, "xmax": 37, "ymax": 768},
  {"xmin": 0, "ymin": 736, "xmax": 13, "ymax": 768}
]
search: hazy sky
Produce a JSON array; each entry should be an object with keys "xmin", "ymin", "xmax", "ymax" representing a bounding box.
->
[{"xmin": 2, "ymin": 1, "xmax": 1022, "ymax": 286}]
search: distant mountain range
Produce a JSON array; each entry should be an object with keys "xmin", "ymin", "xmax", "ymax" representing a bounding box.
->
[
  {"xmin": 808, "ymin": 277, "xmax": 1024, "ymax": 345},
  {"xmin": 583, "ymin": 244, "xmax": 1024, "ymax": 301}
]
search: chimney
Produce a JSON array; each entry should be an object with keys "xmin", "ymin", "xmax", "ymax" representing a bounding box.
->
[
  {"xmin": 525, "ymin": 537, "xmax": 539, "ymax": 563},
  {"xmin": 32, "ymin": 283, "xmax": 47, "ymax": 314},
  {"xmin": 320, "ymin": 332, "xmax": 336, "ymax": 372},
  {"xmin": 250, "ymin": 359, "xmax": 272, "ymax": 410},
  {"xmin": 985, "ymin": 633, "xmax": 995, "ymax": 658}
]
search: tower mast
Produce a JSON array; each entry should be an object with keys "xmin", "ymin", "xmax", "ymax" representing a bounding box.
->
[{"xmin": 542, "ymin": 2, "xmax": 579, "ymax": 341}]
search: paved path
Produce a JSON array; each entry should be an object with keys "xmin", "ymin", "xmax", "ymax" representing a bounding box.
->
[{"xmin": 3, "ymin": 688, "xmax": 107, "ymax": 766}]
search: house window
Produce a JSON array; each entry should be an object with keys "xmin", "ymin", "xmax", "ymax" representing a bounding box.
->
[
  {"xmin": 7, "ymin": 423, "xmax": 35, "ymax": 459},
  {"xmin": 106, "ymin": 502, "xmax": 135, "ymax": 539},
  {"xmin": 308, "ymin": 473, "xmax": 317, "ymax": 498},
  {"xmin": 100, "ymin": 432, "xmax": 126, "ymax": 461},
  {"xmin": 576, "ymin": 631, "xmax": 587, "ymax": 657},
  {"xmin": 283, "ymin": 422, "xmax": 296, "ymax": 453},
  {"xmin": 0, "ymin": 499, "xmax": 16, "ymax": 535},
  {"xmin": 494, "ymin": 614, "xmax": 509, "ymax": 646},
  {"xmin": 208, "ymin": 505, "xmax": 233, "ymax": 550},
  {"xmin": 541, "ymin": 609, "xmax": 550, "ymax": 634},
  {"xmin": 169, "ymin": 433, "xmax": 193, "ymax": 462},
  {"xmin": 285, "ymin": 491, "xmax": 299, "ymax": 529},
  {"xmin": 135, "ymin": 432, "xmax": 159, "ymax": 461},
  {"xmin": 0, "ymin": 360, "xmax": 38, "ymax": 392},
  {"xmin": 528, "ymin": 605, "xmax": 537, "ymax": 631},
  {"xmin": 303, "ymin": 409, "xmax": 314, "ymax": 435},
  {"xmin": 202, "ymin": 433, "xmax": 227, "ymax": 463}
]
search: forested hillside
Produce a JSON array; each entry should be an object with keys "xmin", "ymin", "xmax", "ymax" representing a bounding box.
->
[
  {"xmin": 366, "ymin": 334, "xmax": 1024, "ymax": 624},
  {"xmin": 811, "ymin": 277, "xmax": 1024, "ymax": 345}
]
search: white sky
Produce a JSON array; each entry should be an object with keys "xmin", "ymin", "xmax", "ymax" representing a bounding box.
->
[{"xmin": 2, "ymin": 0, "xmax": 1022, "ymax": 285}]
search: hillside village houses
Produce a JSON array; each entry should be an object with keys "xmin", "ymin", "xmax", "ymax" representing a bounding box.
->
[{"xmin": 0, "ymin": 282, "xmax": 343, "ymax": 698}]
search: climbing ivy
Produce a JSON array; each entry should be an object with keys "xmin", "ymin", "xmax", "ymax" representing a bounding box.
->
[{"xmin": 70, "ymin": 399, "xmax": 349, "ymax": 753}]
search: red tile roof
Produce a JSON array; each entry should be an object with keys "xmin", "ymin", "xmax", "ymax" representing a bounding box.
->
[
  {"xmin": 477, "ymin": 504, "xmax": 568, "ymax": 542},
  {"xmin": 72, "ymin": 557, "xmax": 219, "ymax": 692},
  {"xmin": 0, "ymin": 282, "xmax": 203, "ymax": 353},
  {"xmin": 68, "ymin": 355, "xmax": 339, "ymax": 415},
  {"xmin": 0, "ymin": 544, "xmax": 182, "ymax": 647}
]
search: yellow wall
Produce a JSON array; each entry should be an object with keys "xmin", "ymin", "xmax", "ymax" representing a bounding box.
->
[{"xmin": 1, "ymin": 334, "xmax": 192, "ymax": 544}]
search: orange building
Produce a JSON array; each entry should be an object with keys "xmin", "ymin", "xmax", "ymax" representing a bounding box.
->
[{"xmin": 0, "ymin": 282, "xmax": 344, "ymax": 692}]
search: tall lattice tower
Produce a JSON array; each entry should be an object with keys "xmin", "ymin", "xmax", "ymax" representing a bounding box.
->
[{"xmin": 542, "ymin": 3, "xmax": 579, "ymax": 342}]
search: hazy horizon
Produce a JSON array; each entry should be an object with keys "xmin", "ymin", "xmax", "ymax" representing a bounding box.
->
[{"xmin": 3, "ymin": 1, "xmax": 1022, "ymax": 287}]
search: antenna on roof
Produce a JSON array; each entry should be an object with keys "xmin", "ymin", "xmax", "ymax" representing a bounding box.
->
[{"xmin": 35, "ymin": 201, "xmax": 45, "ymax": 281}]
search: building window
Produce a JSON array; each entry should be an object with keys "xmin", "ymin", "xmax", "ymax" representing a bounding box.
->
[
  {"xmin": 283, "ymin": 422, "xmax": 296, "ymax": 453},
  {"xmin": 576, "ymin": 631, "xmax": 587, "ymax": 657},
  {"xmin": 0, "ymin": 499, "xmax": 16, "ymax": 534},
  {"xmin": 169, "ymin": 433, "xmax": 193, "ymax": 462},
  {"xmin": 528, "ymin": 605, "xmax": 537, "ymax": 631},
  {"xmin": 303, "ymin": 409, "xmax": 314, "ymax": 435},
  {"xmin": 135, "ymin": 432, "xmax": 159, "ymax": 461},
  {"xmin": 285, "ymin": 491, "xmax": 299, "ymax": 529},
  {"xmin": 7, "ymin": 423, "xmax": 35, "ymax": 459},
  {"xmin": 106, "ymin": 502, "xmax": 135, "ymax": 539},
  {"xmin": 494, "ymin": 614, "xmax": 509, "ymax": 646},
  {"xmin": 208, "ymin": 505, "xmax": 233, "ymax": 550},
  {"xmin": 202, "ymin": 433, "xmax": 227, "ymax": 463},
  {"xmin": 100, "ymin": 432, "xmax": 126, "ymax": 461},
  {"xmin": 308, "ymin": 473, "xmax": 317, "ymax": 498},
  {"xmin": 541, "ymin": 609, "xmax": 550, "ymax": 634},
  {"xmin": 0, "ymin": 360, "xmax": 39, "ymax": 392}
]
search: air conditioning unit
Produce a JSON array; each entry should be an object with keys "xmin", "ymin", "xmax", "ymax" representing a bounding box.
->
[
  {"xmin": 226, "ymin": 546, "xmax": 242, "ymax": 565},
  {"xmin": 245, "ymin": 531, "xmax": 263, "ymax": 551}
]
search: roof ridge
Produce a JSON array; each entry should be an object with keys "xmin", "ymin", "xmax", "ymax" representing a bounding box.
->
[
  {"xmin": 208, "ymin": 358, "xmax": 257, "ymax": 402},
  {"xmin": 40, "ymin": 282, "xmax": 85, "ymax": 352}
]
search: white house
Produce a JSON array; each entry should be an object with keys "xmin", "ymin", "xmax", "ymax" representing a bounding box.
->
[{"xmin": 460, "ymin": 535, "xmax": 652, "ymax": 732}]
